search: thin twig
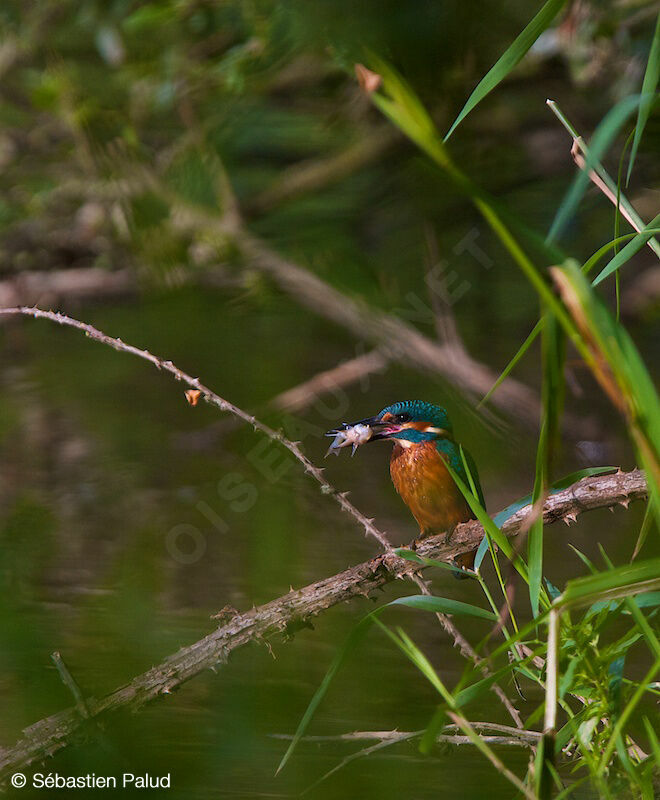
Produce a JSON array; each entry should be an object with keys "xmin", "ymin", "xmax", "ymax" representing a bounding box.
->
[
  {"xmin": 50, "ymin": 652, "xmax": 89, "ymax": 719},
  {"xmin": 272, "ymin": 721, "xmax": 542, "ymax": 744},
  {"xmin": 0, "ymin": 305, "xmax": 393, "ymax": 552}
]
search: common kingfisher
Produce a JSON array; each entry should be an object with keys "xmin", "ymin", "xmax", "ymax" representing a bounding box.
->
[{"xmin": 329, "ymin": 400, "xmax": 484, "ymax": 575}]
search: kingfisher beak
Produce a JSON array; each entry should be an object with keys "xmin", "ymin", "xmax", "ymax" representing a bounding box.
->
[{"xmin": 326, "ymin": 416, "xmax": 403, "ymax": 442}]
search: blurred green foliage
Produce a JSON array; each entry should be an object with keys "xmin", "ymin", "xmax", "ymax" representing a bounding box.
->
[{"xmin": 0, "ymin": 1, "xmax": 658, "ymax": 798}]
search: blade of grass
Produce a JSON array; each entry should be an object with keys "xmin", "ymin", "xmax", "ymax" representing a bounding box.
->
[
  {"xmin": 275, "ymin": 611, "xmax": 376, "ymax": 774},
  {"xmin": 626, "ymin": 12, "xmax": 660, "ymax": 184},
  {"xmin": 558, "ymin": 559, "xmax": 660, "ymax": 610},
  {"xmin": 593, "ymin": 213, "xmax": 660, "ymax": 286},
  {"xmin": 530, "ymin": 314, "xmax": 565, "ymax": 616},
  {"xmin": 642, "ymin": 716, "xmax": 660, "ymax": 766},
  {"xmin": 529, "ymin": 418, "xmax": 547, "ymax": 617},
  {"xmin": 553, "ymin": 774, "xmax": 590, "ymax": 799},
  {"xmin": 443, "ymin": 457, "xmax": 529, "ymax": 583},
  {"xmin": 481, "ymin": 221, "xmax": 660, "ymax": 414},
  {"xmin": 388, "ymin": 594, "xmax": 497, "ymax": 621},
  {"xmin": 551, "ymin": 262, "xmax": 660, "ymax": 520},
  {"xmin": 613, "ymin": 128, "xmax": 636, "ymax": 320},
  {"xmin": 278, "ymin": 586, "xmax": 498, "ymax": 773},
  {"xmin": 583, "ymin": 230, "xmax": 660, "ymax": 277},
  {"xmin": 369, "ymin": 61, "xmax": 577, "ymax": 334},
  {"xmin": 453, "ymin": 649, "xmax": 541, "ymax": 708},
  {"xmin": 444, "ymin": 0, "xmax": 568, "ymax": 141},
  {"xmin": 631, "ymin": 502, "xmax": 654, "ymax": 561},
  {"xmin": 623, "ymin": 597, "xmax": 660, "ymax": 661},
  {"xmin": 478, "ymin": 318, "xmax": 544, "ymax": 409},
  {"xmin": 381, "ymin": 623, "xmax": 537, "ymax": 800},
  {"xmin": 598, "ymin": 655, "xmax": 660, "ymax": 773}
]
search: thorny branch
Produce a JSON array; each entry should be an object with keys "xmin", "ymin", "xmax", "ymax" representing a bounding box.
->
[
  {"xmin": 0, "ymin": 306, "xmax": 648, "ymax": 781},
  {"xmin": 0, "ymin": 305, "xmax": 393, "ymax": 551},
  {"xmin": 0, "ymin": 459, "xmax": 646, "ymax": 780},
  {"xmin": 0, "ymin": 305, "xmax": 521, "ymax": 727}
]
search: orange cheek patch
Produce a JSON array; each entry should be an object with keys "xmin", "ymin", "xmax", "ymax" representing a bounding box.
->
[{"xmin": 408, "ymin": 420, "xmax": 427, "ymax": 431}]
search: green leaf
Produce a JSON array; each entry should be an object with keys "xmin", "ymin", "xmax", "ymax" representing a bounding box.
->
[
  {"xmin": 583, "ymin": 230, "xmax": 660, "ymax": 277},
  {"xmin": 555, "ymin": 705, "xmax": 589, "ymax": 752},
  {"xmin": 478, "ymin": 319, "xmax": 544, "ymax": 409},
  {"xmin": 551, "ymin": 261, "xmax": 660, "ymax": 524},
  {"xmin": 598, "ymin": 654, "xmax": 660, "ymax": 772},
  {"xmin": 388, "ymin": 594, "xmax": 496, "ymax": 621},
  {"xmin": 642, "ymin": 716, "xmax": 660, "ymax": 767},
  {"xmin": 443, "ymin": 458, "xmax": 530, "ymax": 583},
  {"xmin": 558, "ymin": 656, "xmax": 579, "ymax": 700},
  {"xmin": 558, "ymin": 559, "xmax": 660, "ymax": 610},
  {"xmin": 277, "ymin": 586, "xmax": 494, "ymax": 774},
  {"xmin": 627, "ymin": 13, "xmax": 660, "ymax": 184},
  {"xmin": 453, "ymin": 650, "xmax": 541, "ymax": 708},
  {"xmin": 444, "ymin": 0, "xmax": 568, "ymax": 141},
  {"xmin": 632, "ymin": 502, "xmax": 655, "ymax": 561},
  {"xmin": 529, "ymin": 314, "xmax": 565, "ymax": 616},
  {"xmin": 593, "ymin": 213, "xmax": 660, "ymax": 286},
  {"xmin": 275, "ymin": 612, "xmax": 376, "ymax": 775},
  {"xmin": 393, "ymin": 548, "xmax": 471, "ymax": 578}
]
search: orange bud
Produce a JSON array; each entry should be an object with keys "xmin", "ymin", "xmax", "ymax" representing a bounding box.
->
[
  {"xmin": 355, "ymin": 63, "xmax": 382, "ymax": 94},
  {"xmin": 185, "ymin": 389, "xmax": 201, "ymax": 407}
]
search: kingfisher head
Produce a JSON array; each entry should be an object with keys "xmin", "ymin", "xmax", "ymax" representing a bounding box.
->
[{"xmin": 342, "ymin": 400, "xmax": 453, "ymax": 445}]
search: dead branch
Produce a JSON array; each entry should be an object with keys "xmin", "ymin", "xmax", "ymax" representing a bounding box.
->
[
  {"xmin": 0, "ymin": 268, "xmax": 135, "ymax": 308},
  {"xmin": 35, "ymin": 163, "xmax": 559, "ymax": 433},
  {"xmin": 273, "ymin": 720, "xmax": 542, "ymax": 747},
  {"xmin": 0, "ymin": 468, "xmax": 647, "ymax": 780},
  {"xmin": 232, "ymin": 228, "xmax": 562, "ymax": 434},
  {"xmin": 271, "ymin": 347, "xmax": 390, "ymax": 412}
]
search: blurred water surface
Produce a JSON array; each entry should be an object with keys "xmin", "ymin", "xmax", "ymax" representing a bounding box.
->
[
  {"xmin": 0, "ymin": 287, "xmax": 652, "ymax": 799},
  {"xmin": 0, "ymin": 0, "xmax": 657, "ymax": 795}
]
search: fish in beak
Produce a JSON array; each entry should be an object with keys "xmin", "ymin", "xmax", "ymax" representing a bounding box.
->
[{"xmin": 324, "ymin": 416, "xmax": 404, "ymax": 457}]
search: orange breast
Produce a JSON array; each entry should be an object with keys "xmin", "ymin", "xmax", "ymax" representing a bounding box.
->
[{"xmin": 389, "ymin": 441, "xmax": 474, "ymax": 536}]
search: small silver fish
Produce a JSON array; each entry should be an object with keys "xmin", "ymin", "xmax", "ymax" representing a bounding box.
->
[{"xmin": 325, "ymin": 423, "xmax": 372, "ymax": 457}]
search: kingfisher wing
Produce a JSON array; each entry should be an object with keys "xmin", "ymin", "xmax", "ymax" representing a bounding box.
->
[{"xmin": 436, "ymin": 440, "xmax": 485, "ymax": 510}]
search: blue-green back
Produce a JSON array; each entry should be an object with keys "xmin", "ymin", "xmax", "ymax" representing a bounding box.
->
[{"xmin": 436, "ymin": 439, "xmax": 485, "ymax": 509}]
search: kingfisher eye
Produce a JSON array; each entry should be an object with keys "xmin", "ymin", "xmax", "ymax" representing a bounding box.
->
[{"xmin": 396, "ymin": 413, "xmax": 410, "ymax": 423}]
